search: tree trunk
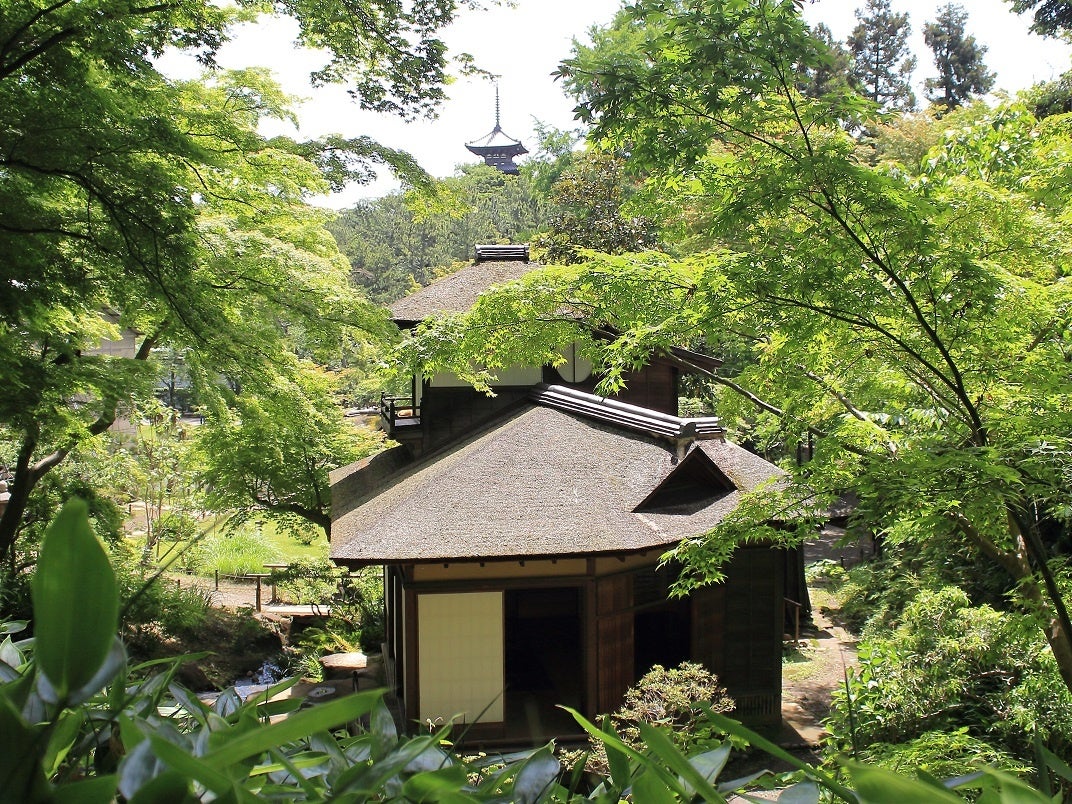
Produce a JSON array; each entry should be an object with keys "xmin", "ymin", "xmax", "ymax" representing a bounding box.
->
[
  {"xmin": 0, "ymin": 434, "xmax": 39, "ymax": 562},
  {"xmin": 1006, "ymin": 512, "xmax": 1072, "ymax": 694}
]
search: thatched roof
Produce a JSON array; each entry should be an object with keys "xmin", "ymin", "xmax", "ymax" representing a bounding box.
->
[
  {"xmin": 330, "ymin": 393, "xmax": 784, "ymax": 566},
  {"xmin": 389, "ymin": 260, "xmax": 536, "ymax": 327}
]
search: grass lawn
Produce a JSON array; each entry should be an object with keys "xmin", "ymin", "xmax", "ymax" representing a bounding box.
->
[{"xmin": 150, "ymin": 515, "xmax": 329, "ymax": 577}]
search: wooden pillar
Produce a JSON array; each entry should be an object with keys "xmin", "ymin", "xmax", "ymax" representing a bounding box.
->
[{"xmin": 595, "ymin": 573, "xmax": 633, "ymax": 714}]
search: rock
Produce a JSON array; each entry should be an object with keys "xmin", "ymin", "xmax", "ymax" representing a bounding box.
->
[{"xmin": 320, "ymin": 652, "xmax": 368, "ymax": 679}]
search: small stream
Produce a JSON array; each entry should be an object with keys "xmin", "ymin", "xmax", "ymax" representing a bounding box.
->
[{"xmin": 231, "ymin": 657, "xmax": 287, "ymax": 700}]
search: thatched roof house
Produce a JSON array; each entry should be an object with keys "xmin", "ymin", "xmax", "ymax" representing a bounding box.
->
[
  {"xmin": 329, "ymin": 248, "xmax": 793, "ymax": 745},
  {"xmin": 333, "ymin": 386, "xmax": 782, "ymax": 566}
]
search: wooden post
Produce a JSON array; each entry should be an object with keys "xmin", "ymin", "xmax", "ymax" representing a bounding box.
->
[
  {"xmin": 214, "ymin": 569, "xmax": 219, "ymax": 591},
  {"xmin": 255, "ymin": 576, "xmax": 262, "ymax": 612}
]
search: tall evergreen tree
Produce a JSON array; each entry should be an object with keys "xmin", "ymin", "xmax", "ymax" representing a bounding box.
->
[
  {"xmin": 923, "ymin": 4, "xmax": 995, "ymax": 110},
  {"xmin": 847, "ymin": 0, "xmax": 917, "ymax": 111},
  {"xmin": 798, "ymin": 23, "xmax": 856, "ymax": 99}
]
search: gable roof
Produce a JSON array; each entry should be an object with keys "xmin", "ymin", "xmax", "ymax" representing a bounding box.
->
[
  {"xmin": 389, "ymin": 259, "xmax": 536, "ymax": 327},
  {"xmin": 330, "ymin": 395, "xmax": 784, "ymax": 566}
]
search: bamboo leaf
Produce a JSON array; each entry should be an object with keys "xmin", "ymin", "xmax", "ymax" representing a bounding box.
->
[
  {"xmin": 845, "ymin": 763, "xmax": 963, "ymax": 803},
  {"xmin": 32, "ymin": 499, "xmax": 119, "ymax": 701},
  {"xmin": 202, "ymin": 689, "xmax": 380, "ymax": 771},
  {"xmin": 52, "ymin": 775, "xmax": 120, "ymax": 804},
  {"xmin": 636, "ymin": 721, "xmax": 720, "ymax": 801},
  {"xmin": 632, "ymin": 769, "xmax": 680, "ymax": 803}
]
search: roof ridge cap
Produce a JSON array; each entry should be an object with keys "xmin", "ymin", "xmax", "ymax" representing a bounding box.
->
[{"xmin": 530, "ymin": 383, "xmax": 724, "ymax": 442}]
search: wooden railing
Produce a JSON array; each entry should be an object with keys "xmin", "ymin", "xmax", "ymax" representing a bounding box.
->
[{"xmin": 379, "ymin": 394, "xmax": 421, "ymax": 433}]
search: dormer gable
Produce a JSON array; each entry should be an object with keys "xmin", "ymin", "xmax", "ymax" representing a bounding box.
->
[{"xmin": 634, "ymin": 447, "xmax": 735, "ymax": 514}]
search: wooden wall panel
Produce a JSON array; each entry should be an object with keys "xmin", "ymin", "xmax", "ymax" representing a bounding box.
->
[
  {"xmin": 595, "ymin": 574, "xmax": 633, "ymax": 713},
  {"xmin": 718, "ymin": 547, "xmax": 784, "ymax": 728},
  {"xmin": 690, "ymin": 583, "xmax": 725, "ymax": 675}
]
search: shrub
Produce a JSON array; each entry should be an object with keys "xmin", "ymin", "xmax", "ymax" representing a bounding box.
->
[
  {"xmin": 858, "ymin": 729, "xmax": 1031, "ymax": 782},
  {"xmin": 586, "ymin": 661, "xmax": 734, "ymax": 775},
  {"xmin": 827, "ymin": 587, "xmax": 1072, "ymax": 767}
]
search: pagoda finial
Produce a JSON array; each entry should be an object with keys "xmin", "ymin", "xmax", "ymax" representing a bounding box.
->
[{"xmin": 465, "ymin": 83, "xmax": 527, "ymax": 174}]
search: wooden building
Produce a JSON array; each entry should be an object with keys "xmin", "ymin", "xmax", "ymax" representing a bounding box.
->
[{"xmin": 330, "ymin": 251, "xmax": 794, "ymax": 744}]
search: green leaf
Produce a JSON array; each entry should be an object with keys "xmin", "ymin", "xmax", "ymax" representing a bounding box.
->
[
  {"xmin": 0, "ymin": 694, "xmax": 49, "ymax": 802},
  {"xmin": 400, "ymin": 764, "xmax": 469, "ymax": 799},
  {"xmin": 601, "ymin": 716, "xmax": 632, "ymax": 792},
  {"xmin": 202, "ymin": 689, "xmax": 381, "ymax": 771},
  {"xmin": 511, "ymin": 745, "xmax": 560, "ymax": 804},
  {"xmin": 31, "ymin": 498, "xmax": 119, "ymax": 701},
  {"xmin": 636, "ymin": 721, "xmax": 720, "ymax": 801},
  {"xmin": 126, "ymin": 770, "xmax": 194, "ymax": 804},
  {"xmin": 706, "ymin": 711, "xmax": 858, "ymax": 803},
  {"xmin": 845, "ymin": 763, "xmax": 963, "ymax": 803},
  {"xmin": 43, "ymin": 708, "xmax": 85, "ymax": 777},
  {"xmin": 146, "ymin": 734, "xmax": 238, "ymax": 797},
  {"xmin": 37, "ymin": 638, "xmax": 126, "ymax": 707},
  {"xmin": 689, "ymin": 744, "xmax": 732, "ymax": 789},
  {"xmin": 631, "ymin": 769, "xmax": 679, "ymax": 803},
  {"xmin": 52, "ymin": 775, "xmax": 120, "ymax": 804}
]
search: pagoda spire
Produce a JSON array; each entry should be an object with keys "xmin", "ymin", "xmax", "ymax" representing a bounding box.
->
[{"xmin": 465, "ymin": 83, "xmax": 527, "ymax": 175}]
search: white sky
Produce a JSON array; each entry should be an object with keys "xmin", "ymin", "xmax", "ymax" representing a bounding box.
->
[{"xmin": 161, "ymin": 0, "xmax": 1072, "ymax": 207}]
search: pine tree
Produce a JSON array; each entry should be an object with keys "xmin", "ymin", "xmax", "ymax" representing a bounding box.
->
[
  {"xmin": 923, "ymin": 4, "xmax": 995, "ymax": 110},
  {"xmin": 798, "ymin": 23, "xmax": 857, "ymax": 99},
  {"xmin": 847, "ymin": 0, "xmax": 917, "ymax": 111}
]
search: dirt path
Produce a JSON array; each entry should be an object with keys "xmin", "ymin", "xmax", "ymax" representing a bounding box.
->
[
  {"xmin": 168, "ymin": 573, "xmax": 267, "ymax": 610},
  {"xmin": 779, "ymin": 528, "xmax": 866, "ymax": 747}
]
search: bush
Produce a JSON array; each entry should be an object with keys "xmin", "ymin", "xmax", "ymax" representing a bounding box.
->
[
  {"xmin": 857, "ymin": 729, "xmax": 1031, "ymax": 782},
  {"xmin": 827, "ymin": 587, "xmax": 1072, "ymax": 767},
  {"xmin": 586, "ymin": 661, "xmax": 734, "ymax": 775},
  {"xmin": 155, "ymin": 512, "xmax": 199, "ymax": 543}
]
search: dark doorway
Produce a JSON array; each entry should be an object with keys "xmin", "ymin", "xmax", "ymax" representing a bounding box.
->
[
  {"xmin": 634, "ymin": 597, "xmax": 692, "ymax": 678},
  {"xmin": 504, "ymin": 587, "xmax": 584, "ymax": 741}
]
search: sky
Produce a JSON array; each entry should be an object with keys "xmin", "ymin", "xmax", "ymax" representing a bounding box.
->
[{"xmin": 162, "ymin": 0, "xmax": 1072, "ymax": 207}]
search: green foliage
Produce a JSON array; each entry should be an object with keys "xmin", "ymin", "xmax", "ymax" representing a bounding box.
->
[
  {"xmin": 1023, "ymin": 66, "xmax": 1072, "ymax": 119},
  {"xmin": 112, "ymin": 549, "xmax": 212, "ymax": 639},
  {"xmin": 195, "ymin": 363, "xmax": 385, "ymax": 540},
  {"xmin": 586, "ymin": 662, "xmax": 735, "ymax": 776},
  {"xmin": 274, "ymin": 561, "xmax": 386, "ymax": 661},
  {"xmin": 1010, "ymin": 0, "xmax": 1072, "ymax": 35},
  {"xmin": 858, "ymin": 729, "xmax": 1031, "ymax": 783},
  {"xmin": 551, "ymin": 3, "xmax": 1072, "ymax": 694},
  {"xmin": 798, "ymin": 22, "xmax": 857, "ymax": 100},
  {"xmin": 922, "ymin": 3, "xmax": 995, "ymax": 111},
  {"xmin": 531, "ymin": 150, "xmax": 659, "ymax": 264},
  {"xmin": 329, "ymin": 164, "xmax": 547, "ymax": 304},
  {"xmin": 827, "ymin": 587, "xmax": 1072, "ymax": 766},
  {"xmin": 5, "ymin": 501, "xmax": 1070, "ymax": 802},
  {"xmin": 0, "ymin": 0, "xmax": 474, "ymax": 559},
  {"xmin": 848, "ymin": 0, "xmax": 917, "ymax": 111},
  {"xmin": 187, "ymin": 528, "xmax": 282, "ymax": 578}
]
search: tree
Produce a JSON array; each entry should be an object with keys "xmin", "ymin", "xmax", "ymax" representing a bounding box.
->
[
  {"xmin": 330, "ymin": 163, "xmax": 547, "ymax": 303},
  {"xmin": 1009, "ymin": 0, "xmax": 1072, "ymax": 36},
  {"xmin": 531, "ymin": 150, "xmax": 659, "ymax": 264},
  {"xmin": 194, "ymin": 364, "xmax": 383, "ymax": 540},
  {"xmin": 407, "ymin": 0, "xmax": 1072, "ymax": 699},
  {"xmin": 848, "ymin": 0, "xmax": 917, "ymax": 111},
  {"xmin": 923, "ymin": 3, "xmax": 995, "ymax": 111},
  {"xmin": 0, "ymin": 0, "xmax": 480, "ymax": 560},
  {"xmin": 798, "ymin": 22, "xmax": 857, "ymax": 100}
]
